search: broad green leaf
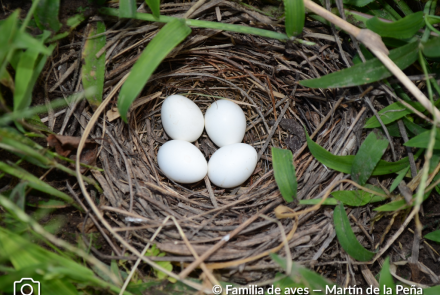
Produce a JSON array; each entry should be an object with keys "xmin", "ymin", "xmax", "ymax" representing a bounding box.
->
[
  {"xmin": 300, "ymin": 41, "xmax": 418, "ymax": 88},
  {"xmin": 344, "ymin": 0, "xmax": 374, "ymax": 7},
  {"xmin": 424, "ymin": 230, "xmax": 440, "ymax": 243},
  {"xmin": 364, "ymin": 102, "xmax": 424, "ymax": 128},
  {"xmin": 402, "ymin": 117, "xmax": 427, "ymax": 135},
  {"xmin": 0, "ymin": 162, "xmax": 74, "ymax": 204},
  {"xmin": 284, "ymin": 0, "xmax": 305, "ymax": 37},
  {"xmin": 34, "ymin": 0, "xmax": 62, "ymax": 32},
  {"xmin": 331, "ymin": 189, "xmax": 387, "ymax": 206},
  {"xmin": 404, "ymin": 129, "xmax": 440, "ymax": 149},
  {"xmin": 306, "ymin": 132, "xmax": 410, "ymax": 175},
  {"xmin": 424, "ymin": 286, "xmax": 440, "ymax": 295},
  {"xmin": 352, "ymin": 130, "xmax": 389, "ymax": 185},
  {"xmin": 379, "ymin": 257, "xmax": 396, "ymax": 295},
  {"xmin": 272, "ymin": 147, "xmax": 297, "ymax": 202},
  {"xmin": 119, "ymin": 0, "xmax": 137, "ymax": 18},
  {"xmin": 374, "ymin": 191, "xmax": 431, "ymax": 211},
  {"xmin": 389, "ymin": 167, "xmax": 409, "ymax": 193},
  {"xmin": 118, "ymin": 19, "xmax": 191, "ymax": 122},
  {"xmin": 367, "ymin": 12, "xmax": 424, "ymax": 39},
  {"xmin": 145, "ymin": 0, "xmax": 160, "ymax": 19},
  {"xmin": 271, "ymin": 253, "xmax": 334, "ymax": 293},
  {"xmin": 81, "ymin": 21, "xmax": 106, "ymax": 110},
  {"xmin": 300, "ymin": 187, "xmax": 386, "ymax": 207},
  {"xmin": 334, "ymin": 203, "xmax": 375, "ymax": 261},
  {"xmin": 423, "ymin": 36, "xmax": 440, "ymax": 58}
]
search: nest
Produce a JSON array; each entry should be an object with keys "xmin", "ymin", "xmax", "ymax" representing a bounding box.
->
[{"xmin": 47, "ymin": 2, "xmax": 370, "ymax": 285}]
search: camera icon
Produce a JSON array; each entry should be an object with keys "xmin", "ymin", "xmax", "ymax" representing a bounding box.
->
[{"xmin": 13, "ymin": 278, "xmax": 40, "ymax": 295}]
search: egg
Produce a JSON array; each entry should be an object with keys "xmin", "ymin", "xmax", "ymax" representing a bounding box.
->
[
  {"xmin": 161, "ymin": 94, "xmax": 204, "ymax": 142},
  {"xmin": 208, "ymin": 143, "xmax": 257, "ymax": 188},
  {"xmin": 204, "ymin": 100, "xmax": 246, "ymax": 147},
  {"xmin": 157, "ymin": 140, "xmax": 207, "ymax": 183}
]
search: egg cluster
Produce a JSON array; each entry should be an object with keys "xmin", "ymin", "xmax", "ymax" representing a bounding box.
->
[{"xmin": 157, "ymin": 95, "xmax": 258, "ymax": 188}]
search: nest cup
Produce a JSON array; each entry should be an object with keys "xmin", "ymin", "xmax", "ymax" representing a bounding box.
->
[{"xmin": 99, "ymin": 27, "xmax": 341, "ymax": 282}]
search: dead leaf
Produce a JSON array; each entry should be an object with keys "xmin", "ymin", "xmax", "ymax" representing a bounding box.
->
[{"xmin": 47, "ymin": 134, "xmax": 98, "ymax": 173}]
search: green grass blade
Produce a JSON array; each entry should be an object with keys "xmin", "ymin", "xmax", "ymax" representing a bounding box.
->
[
  {"xmin": 119, "ymin": 0, "xmax": 137, "ymax": 18},
  {"xmin": 272, "ymin": 147, "xmax": 297, "ymax": 202},
  {"xmin": 306, "ymin": 132, "xmax": 410, "ymax": 175},
  {"xmin": 34, "ymin": 0, "xmax": 62, "ymax": 33},
  {"xmin": 299, "ymin": 198, "xmax": 339, "ymax": 205},
  {"xmin": 364, "ymin": 102, "xmax": 424, "ymax": 128},
  {"xmin": 424, "ymin": 230, "xmax": 440, "ymax": 243},
  {"xmin": 284, "ymin": 0, "xmax": 305, "ymax": 37},
  {"xmin": 0, "ymin": 11, "xmax": 19, "ymax": 76},
  {"xmin": 145, "ymin": 0, "xmax": 160, "ymax": 18},
  {"xmin": 334, "ymin": 203, "xmax": 375, "ymax": 261},
  {"xmin": 379, "ymin": 257, "xmax": 395, "ymax": 295},
  {"xmin": 366, "ymin": 11, "xmax": 424, "ymax": 39},
  {"xmin": 389, "ymin": 167, "xmax": 409, "ymax": 193},
  {"xmin": 0, "ymin": 162, "xmax": 74, "ymax": 204},
  {"xmin": 300, "ymin": 41, "xmax": 418, "ymax": 88},
  {"xmin": 13, "ymin": 43, "xmax": 55, "ymax": 111},
  {"xmin": 352, "ymin": 130, "xmax": 389, "ymax": 185},
  {"xmin": 404, "ymin": 129, "xmax": 440, "ymax": 149},
  {"xmin": 100, "ymin": 7, "xmax": 291, "ymax": 42},
  {"xmin": 118, "ymin": 19, "xmax": 191, "ymax": 122},
  {"xmin": 81, "ymin": 21, "xmax": 106, "ymax": 110}
]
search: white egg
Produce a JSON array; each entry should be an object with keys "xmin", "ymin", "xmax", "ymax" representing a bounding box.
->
[
  {"xmin": 157, "ymin": 140, "xmax": 207, "ymax": 183},
  {"xmin": 161, "ymin": 95, "xmax": 204, "ymax": 142},
  {"xmin": 208, "ymin": 143, "xmax": 257, "ymax": 188},
  {"xmin": 204, "ymin": 100, "xmax": 246, "ymax": 147}
]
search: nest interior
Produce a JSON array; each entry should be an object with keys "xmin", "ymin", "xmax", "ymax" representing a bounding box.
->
[{"xmin": 45, "ymin": 2, "xmax": 392, "ymax": 286}]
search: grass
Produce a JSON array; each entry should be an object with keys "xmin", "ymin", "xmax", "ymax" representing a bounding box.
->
[{"xmin": 0, "ymin": 0, "xmax": 440, "ymax": 293}]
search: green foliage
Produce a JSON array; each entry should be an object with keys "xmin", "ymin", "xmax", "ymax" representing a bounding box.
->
[
  {"xmin": 306, "ymin": 132, "xmax": 411, "ymax": 175},
  {"xmin": 144, "ymin": 244, "xmax": 176, "ymax": 283},
  {"xmin": 34, "ymin": 0, "xmax": 62, "ymax": 33},
  {"xmin": 379, "ymin": 257, "xmax": 396, "ymax": 295},
  {"xmin": 364, "ymin": 102, "xmax": 424, "ymax": 128},
  {"xmin": 119, "ymin": 0, "xmax": 137, "ymax": 18},
  {"xmin": 118, "ymin": 19, "xmax": 191, "ymax": 122},
  {"xmin": 374, "ymin": 191, "xmax": 431, "ymax": 211},
  {"xmin": 81, "ymin": 21, "xmax": 106, "ymax": 110},
  {"xmin": 424, "ymin": 230, "xmax": 440, "ymax": 243},
  {"xmin": 300, "ymin": 41, "xmax": 418, "ymax": 88},
  {"xmin": 366, "ymin": 12, "xmax": 424, "ymax": 39},
  {"xmin": 352, "ymin": 130, "xmax": 389, "ymax": 185},
  {"xmin": 404, "ymin": 129, "xmax": 440, "ymax": 149},
  {"xmin": 100, "ymin": 7, "xmax": 291, "ymax": 41},
  {"xmin": 299, "ymin": 185, "xmax": 386, "ymax": 207},
  {"xmin": 272, "ymin": 147, "xmax": 297, "ymax": 202},
  {"xmin": 334, "ymin": 203, "xmax": 375, "ymax": 261},
  {"xmin": 284, "ymin": 0, "xmax": 305, "ymax": 37},
  {"xmin": 145, "ymin": 0, "xmax": 160, "ymax": 19},
  {"xmin": 271, "ymin": 253, "xmax": 334, "ymax": 294}
]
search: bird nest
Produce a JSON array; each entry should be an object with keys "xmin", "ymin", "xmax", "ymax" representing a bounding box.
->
[{"xmin": 50, "ymin": 3, "xmax": 366, "ymax": 285}]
